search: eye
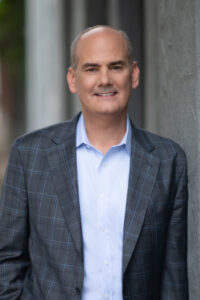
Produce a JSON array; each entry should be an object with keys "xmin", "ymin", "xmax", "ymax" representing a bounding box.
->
[
  {"xmin": 86, "ymin": 67, "xmax": 96, "ymax": 72},
  {"xmin": 112, "ymin": 64, "xmax": 123, "ymax": 70}
]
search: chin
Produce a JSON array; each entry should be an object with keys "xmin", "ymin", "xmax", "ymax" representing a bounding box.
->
[{"xmin": 95, "ymin": 108, "xmax": 125, "ymax": 116}]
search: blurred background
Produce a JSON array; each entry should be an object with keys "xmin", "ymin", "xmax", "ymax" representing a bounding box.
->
[
  {"xmin": 0, "ymin": 0, "xmax": 200, "ymax": 298},
  {"xmin": 0, "ymin": 0, "xmax": 144, "ymax": 187}
]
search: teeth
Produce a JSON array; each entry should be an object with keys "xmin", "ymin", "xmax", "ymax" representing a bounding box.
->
[{"xmin": 98, "ymin": 92, "xmax": 115, "ymax": 96}]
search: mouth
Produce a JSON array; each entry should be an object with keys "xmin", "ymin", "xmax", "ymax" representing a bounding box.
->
[{"xmin": 94, "ymin": 91, "xmax": 118, "ymax": 97}]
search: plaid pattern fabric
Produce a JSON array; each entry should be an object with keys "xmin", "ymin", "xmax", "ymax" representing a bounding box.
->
[{"xmin": 0, "ymin": 113, "xmax": 188, "ymax": 299}]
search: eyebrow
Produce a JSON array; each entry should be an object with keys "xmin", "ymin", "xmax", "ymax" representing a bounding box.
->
[
  {"xmin": 109, "ymin": 60, "xmax": 126, "ymax": 66},
  {"xmin": 81, "ymin": 63, "xmax": 99, "ymax": 70}
]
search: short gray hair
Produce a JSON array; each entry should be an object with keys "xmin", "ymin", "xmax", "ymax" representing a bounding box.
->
[{"xmin": 70, "ymin": 25, "xmax": 133, "ymax": 69}]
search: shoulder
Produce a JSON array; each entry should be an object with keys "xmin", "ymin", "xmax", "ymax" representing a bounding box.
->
[
  {"xmin": 132, "ymin": 125, "xmax": 187, "ymax": 164},
  {"xmin": 12, "ymin": 114, "xmax": 80, "ymax": 151},
  {"xmin": 132, "ymin": 126, "xmax": 188, "ymax": 185}
]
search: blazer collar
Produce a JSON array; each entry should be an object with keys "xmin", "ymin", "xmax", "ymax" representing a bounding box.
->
[{"xmin": 48, "ymin": 112, "xmax": 81, "ymax": 145}]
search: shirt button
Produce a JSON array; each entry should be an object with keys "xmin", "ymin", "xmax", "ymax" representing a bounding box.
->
[
  {"xmin": 100, "ymin": 193, "xmax": 105, "ymax": 198},
  {"xmin": 75, "ymin": 287, "xmax": 81, "ymax": 295},
  {"xmin": 101, "ymin": 227, "xmax": 109, "ymax": 234},
  {"xmin": 104, "ymin": 292, "xmax": 110, "ymax": 298}
]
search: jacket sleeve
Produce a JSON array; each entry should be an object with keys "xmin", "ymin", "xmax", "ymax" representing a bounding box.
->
[
  {"xmin": 0, "ymin": 141, "xmax": 30, "ymax": 299},
  {"xmin": 161, "ymin": 151, "xmax": 189, "ymax": 299}
]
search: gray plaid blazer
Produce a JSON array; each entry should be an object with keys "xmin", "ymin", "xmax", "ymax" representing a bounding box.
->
[{"xmin": 0, "ymin": 113, "xmax": 188, "ymax": 299}]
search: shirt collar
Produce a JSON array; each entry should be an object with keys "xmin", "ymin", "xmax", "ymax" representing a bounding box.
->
[{"xmin": 76, "ymin": 113, "xmax": 131, "ymax": 154}]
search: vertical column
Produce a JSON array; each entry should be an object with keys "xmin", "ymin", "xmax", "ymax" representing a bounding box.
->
[
  {"xmin": 143, "ymin": 0, "xmax": 159, "ymax": 133},
  {"xmin": 25, "ymin": 0, "xmax": 66, "ymax": 131},
  {"xmin": 107, "ymin": 0, "xmax": 120, "ymax": 28},
  {"xmin": 190, "ymin": 0, "xmax": 200, "ymax": 297},
  {"xmin": 0, "ymin": 58, "xmax": 10, "ymax": 188},
  {"xmin": 70, "ymin": 0, "xmax": 86, "ymax": 115},
  {"xmin": 118, "ymin": 0, "xmax": 144, "ymax": 126},
  {"xmin": 144, "ymin": 0, "xmax": 200, "ymax": 298}
]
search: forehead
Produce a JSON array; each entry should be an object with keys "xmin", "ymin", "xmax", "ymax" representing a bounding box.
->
[{"xmin": 75, "ymin": 29, "xmax": 129, "ymax": 65}]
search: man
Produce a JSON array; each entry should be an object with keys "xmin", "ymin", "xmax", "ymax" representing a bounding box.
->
[{"xmin": 0, "ymin": 26, "xmax": 188, "ymax": 299}]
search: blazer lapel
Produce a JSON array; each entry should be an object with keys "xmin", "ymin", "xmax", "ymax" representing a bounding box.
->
[
  {"xmin": 46, "ymin": 114, "xmax": 83, "ymax": 259},
  {"xmin": 122, "ymin": 125, "xmax": 160, "ymax": 274}
]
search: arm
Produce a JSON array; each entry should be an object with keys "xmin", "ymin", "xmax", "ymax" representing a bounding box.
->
[
  {"xmin": 0, "ymin": 141, "xmax": 30, "ymax": 299},
  {"xmin": 161, "ymin": 153, "xmax": 189, "ymax": 299}
]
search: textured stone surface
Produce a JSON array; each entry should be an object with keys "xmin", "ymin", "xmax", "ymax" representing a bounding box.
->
[{"xmin": 144, "ymin": 0, "xmax": 200, "ymax": 298}]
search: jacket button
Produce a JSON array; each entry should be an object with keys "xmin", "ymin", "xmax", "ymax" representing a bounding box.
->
[{"xmin": 75, "ymin": 287, "xmax": 81, "ymax": 295}]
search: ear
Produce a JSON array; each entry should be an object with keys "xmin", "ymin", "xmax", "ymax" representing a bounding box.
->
[
  {"xmin": 131, "ymin": 61, "xmax": 140, "ymax": 89},
  {"xmin": 66, "ymin": 67, "xmax": 77, "ymax": 94}
]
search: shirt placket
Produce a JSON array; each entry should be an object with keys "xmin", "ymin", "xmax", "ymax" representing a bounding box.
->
[{"xmin": 97, "ymin": 157, "xmax": 114, "ymax": 300}]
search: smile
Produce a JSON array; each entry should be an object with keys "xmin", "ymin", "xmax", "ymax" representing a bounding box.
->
[{"xmin": 94, "ymin": 91, "xmax": 118, "ymax": 97}]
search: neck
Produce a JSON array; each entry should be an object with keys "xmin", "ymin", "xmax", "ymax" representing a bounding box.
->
[{"xmin": 82, "ymin": 112, "xmax": 128, "ymax": 155}]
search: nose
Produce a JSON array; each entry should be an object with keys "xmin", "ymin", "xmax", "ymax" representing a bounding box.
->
[{"xmin": 98, "ymin": 68, "xmax": 112, "ymax": 86}]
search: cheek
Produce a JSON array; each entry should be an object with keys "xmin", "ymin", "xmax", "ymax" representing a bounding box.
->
[
  {"xmin": 76, "ymin": 76, "xmax": 96, "ymax": 92},
  {"xmin": 116, "ymin": 72, "xmax": 132, "ymax": 87},
  {"xmin": 120, "ymin": 78, "xmax": 132, "ymax": 94}
]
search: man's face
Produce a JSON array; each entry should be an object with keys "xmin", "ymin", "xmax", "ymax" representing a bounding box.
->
[{"xmin": 67, "ymin": 28, "xmax": 139, "ymax": 118}]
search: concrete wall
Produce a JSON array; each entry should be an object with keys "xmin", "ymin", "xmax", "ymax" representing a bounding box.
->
[{"xmin": 144, "ymin": 0, "xmax": 200, "ymax": 298}]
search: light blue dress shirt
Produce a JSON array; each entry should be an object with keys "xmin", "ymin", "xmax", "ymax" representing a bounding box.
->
[{"xmin": 76, "ymin": 114, "xmax": 131, "ymax": 300}]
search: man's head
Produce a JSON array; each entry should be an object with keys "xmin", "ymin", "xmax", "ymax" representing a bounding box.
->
[{"xmin": 67, "ymin": 25, "xmax": 139, "ymax": 118}]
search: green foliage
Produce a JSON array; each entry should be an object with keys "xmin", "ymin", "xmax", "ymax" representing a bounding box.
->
[{"xmin": 0, "ymin": 0, "xmax": 24, "ymax": 83}]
